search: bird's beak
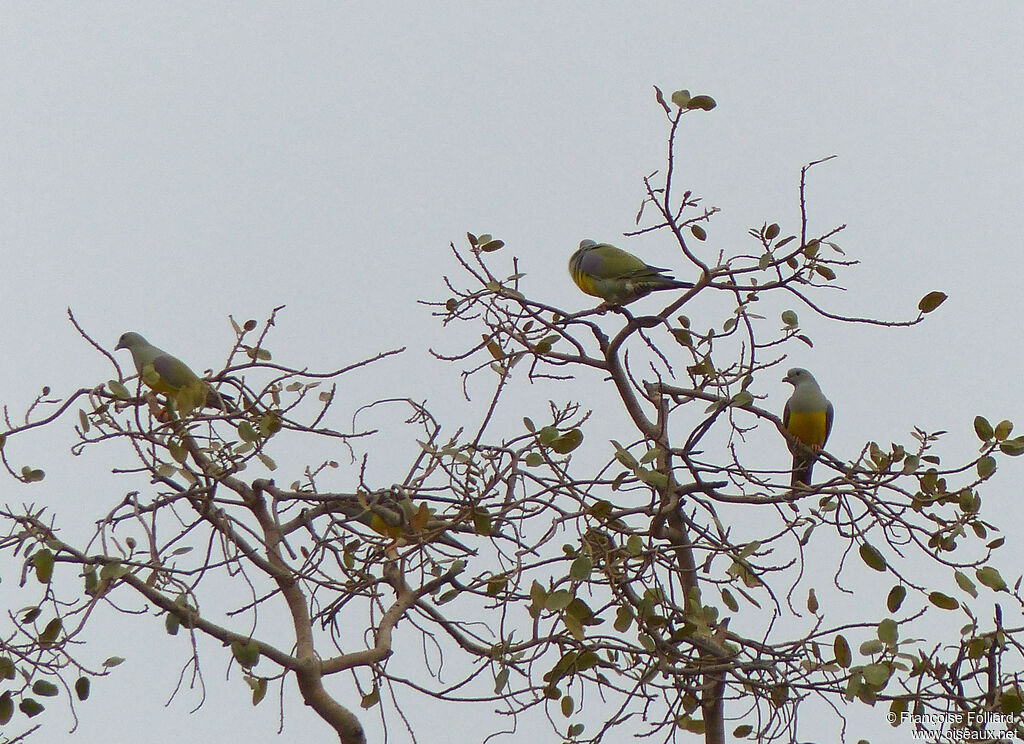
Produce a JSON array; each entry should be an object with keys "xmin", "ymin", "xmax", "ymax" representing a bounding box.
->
[{"xmin": 115, "ymin": 342, "xmax": 125, "ymax": 351}]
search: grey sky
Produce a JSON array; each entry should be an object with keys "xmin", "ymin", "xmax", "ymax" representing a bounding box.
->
[{"xmin": 1, "ymin": 3, "xmax": 1022, "ymax": 742}]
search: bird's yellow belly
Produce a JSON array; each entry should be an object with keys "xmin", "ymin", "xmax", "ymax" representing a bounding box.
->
[
  {"xmin": 572, "ymin": 271, "xmax": 601, "ymax": 298},
  {"xmin": 141, "ymin": 364, "xmax": 183, "ymax": 395},
  {"xmin": 787, "ymin": 410, "xmax": 827, "ymax": 447}
]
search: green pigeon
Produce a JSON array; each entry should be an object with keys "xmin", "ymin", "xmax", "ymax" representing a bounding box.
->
[
  {"xmin": 115, "ymin": 332, "xmax": 236, "ymax": 413},
  {"xmin": 782, "ymin": 368, "xmax": 834, "ymax": 487},
  {"xmin": 568, "ymin": 239, "xmax": 693, "ymax": 306}
]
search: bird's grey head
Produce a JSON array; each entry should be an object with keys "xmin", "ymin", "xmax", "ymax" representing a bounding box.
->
[
  {"xmin": 783, "ymin": 367, "xmax": 815, "ymax": 386},
  {"xmin": 786, "ymin": 366, "xmax": 811, "ymax": 384},
  {"xmin": 570, "ymin": 239, "xmax": 598, "ymax": 269},
  {"xmin": 115, "ymin": 331, "xmax": 147, "ymax": 351}
]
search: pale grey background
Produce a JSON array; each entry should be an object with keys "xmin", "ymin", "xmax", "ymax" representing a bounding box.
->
[{"xmin": 1, "ymin": 3, "xmax": 1022, "ymax": 742}]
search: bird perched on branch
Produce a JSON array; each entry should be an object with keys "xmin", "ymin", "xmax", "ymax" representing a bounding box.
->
[
  {"xmin": 782, "ymin": 368, "xmax": 833, "ymax": 487},
  {"xmin": 115, "ymin": 332, "xmax": 236, "ymax": 414},
  {"xmin": 568, "ymin": 239, "xmax": 693, "ymax": 306}
]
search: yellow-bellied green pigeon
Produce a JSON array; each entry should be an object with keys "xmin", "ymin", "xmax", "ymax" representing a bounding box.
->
[
  {"xmin": 568, "ymin": 239, "xmax": 693, "ymax": 306},
  {"xmin": 115, "ymin": 332, "xmax": 236, "ymax": 414},
  {"xmin": 782, "ymin": 367, "xmax": 833, "ymax": 487}
]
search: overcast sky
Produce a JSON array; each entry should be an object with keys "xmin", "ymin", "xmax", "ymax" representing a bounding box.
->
[{"xmin": 1, "ymin": 3, "xmax": 1022, "ymax": 742}]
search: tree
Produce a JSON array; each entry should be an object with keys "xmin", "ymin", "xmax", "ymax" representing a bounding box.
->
[{"xmin": 1, "ymin": 87, "xmax": 1022, "ymax": 744}]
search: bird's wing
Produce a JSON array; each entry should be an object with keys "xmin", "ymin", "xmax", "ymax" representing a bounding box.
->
[
  {"xmin": 588, "ymin": 245, "xmax": 649, "ymax": 279},
  {"xmin": 823, "ymin": 400, "xmax": 835, "ymax": 448},
  {"xmin": 150, "ymin": 353, "xmax": 199, "ymax": 392}
]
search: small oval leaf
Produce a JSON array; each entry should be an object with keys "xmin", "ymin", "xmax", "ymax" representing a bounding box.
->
[
  {"xmin": 859, "ymin": 543, "xmax": 887, "ymax": 572},
  {"xmin": 918, "ymin": 291, "xmax": 947, "ymax": 313}
]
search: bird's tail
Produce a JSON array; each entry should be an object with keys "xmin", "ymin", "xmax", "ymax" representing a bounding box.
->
[
  {"xmin": 791, "ymin": 453, "xmax": 816, "ymax": 488},
  {"xmin": 650, "ymin": 278, "xmax": 694, "ymax": 292},
  {"xmin": 205, "ymin": 388, "xmax": 238, "ymax": 413}
]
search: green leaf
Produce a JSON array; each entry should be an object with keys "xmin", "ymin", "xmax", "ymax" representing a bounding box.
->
[
  {"xmin": 781, "ymin": 310, "xmax": 798, "ymax": 327},
  {"xmin": 19, "ymin": 698, "xmax": 44, "ymax": 717},
  {"xmin": 677, "ymin": 715, "xmax": 706, "ymax": 733},
  {"xmin": 730, "ymin": 390, "xmax": 753, "ymax": 408},
  {"xmin": 976, "ymin": 566, "xmax": 1008, "ymax": 592},
  {"xmin": 237, "ymin": 421, "xmax": 259, "ymax": 443},
  {"xmin": 636, "ymin": 467, "xmax": 669, "ymax": 489},
  {"xmin": 33, "ymin": 549, "xmax": 54, "ymax": 584},
  {"xmin": 168, "ymin": 439, "xmax": 189, "ymax": 464},
  {"xmin": 889, "ymin": 698, "xmax": 908, "ymax": 726},
  {"xmin": 21, "ymin": 466, "xmax": 45, "ymax": 482},
  {"xmin": 1001, "ymin": 689, "xmax": 1023, "ymax": 715},
  {"xmin": 561, "ymin": 695, "xmax": 574, "ymax": 717},
  {"xmin": 231, "ymin": 639, "xmax": 261, "ymax": 669},
  {"xmin": 537, "ymin": 426, "xmax": 559, "ymax": 447},
  {"xmin": 721, "ymin": 587, "xmax": 739, "ymax": 613},
  {"xmin": 79, "ymin": 408, "xmax": 91, "ymax": 433},
  {"xmin": 859, "ymin": 640, "xmax": 884, "ymax": 655},
  {"xmin": 32, "ymin": 680, "xmax": 59, "ymax": 697},
  {"xmin": 859, "ymin": 543, "xmax": 887, "ymax": 572},
  {"xmin": 494, "ymin": 667, "xmax": 509, "ymax": 694},
  {"xmin": 974, "ymin": 415, "xmax": 994, "ymax": 441},
  {"xmin": 0, "ymin": 691, "xmax": 13, "ymax": 725},
  {"xmin": 834, "ymin": 635, "xmax": 851, "ymax": 667},
  {"xmin": 103, "ymin": 656, "xmax": 126, "ymax": 668},
  {"xmin": 690, "ymin": 224, "xmax": 707, "ymax": 241},
  {"xmin": 479, "ymin": 239, "xmax": 504, "ymax": 253},
  {"xmin": 551, "ymin": 429, "xmax": 584, "ymax": 454},
  {"xmin": 569, "ymin": 556, "xmax": 592, "ymax": 581},
  {"xmin": 614, "ymin": 605, "xmax": 634, "ymax": 632},
  {"xmin": 977, "ymin": 456, "xmax": 997, "ymax": 478},
  {"xmin": 485, "ymin": 575, "xmax": 507, "ymax": 597},
  {"xmin": 611, "ymin": 440, "xmax": 638, "ymax": 469},
  {"xmin": 165, "ymin": 612, "xmax": 180, "ymax": 636},
  {"xmin": 764, "ymin": 223, "xmax": 780, "ymax": 240},
  {"xmin": 39, "ymin": 618, "xmax": 62, "ymax": 647},
  {"xmin": 108, "ymin": 379, "xmax": 131, "ymax": 399},
  {"xmin": 685, "ymin": 94, "xmax": 716, "ymax": 111},
  {"xmin": 258, "ymin": 412, "xmax": 282, "ymax": 437},
  {"xmin": 877, "ymin": 618, "xmax": 898, "ymax": 646},
  {"xmin": 472, "ymin": 507, "xmax": 492, "ymax": 536},
  {"xmin": 0, "ymin": 657, "xmax": 15, "ymax": 680},
  {"xmin": 251, "ymin": 676, "xmax": 268, "ymax": 706},
  {"xmin": 545, "ymin": 590, "xmax": 573, "ymax": 611},
  {"xmin": 100, "ymin": 562, "xmax": 129, "ymax": 581},
  {"xmin": 887, "ymin": 585, "xmax": 906, "ymax": 613},
  {"xmin": 918, "ymin": 291, "xmax": 947, "ymax": 313},
  {"xmin": 862, "ymin": 663, "xmax": 891, "ymax": 687},
  {"xmin": 806, "ymin": 588, "xmax": 819, "ymax": 614},
  {"xmin": 670, "ymin": 89, "xmax": 691, "ymax": 108},
  {"xmin": 733, "ymin": 724, "xmax": 754, "ymax": 738},
  {"xmin": 1000, "ymin": 436, "xmax": 1024, "ymax": 456},
  {"xmin": 954, "ymin": 570, "xmax": 978, "ymax": 598},
  {"xmin": 928, "ymin": 591, "xmax": 959, "ymax": 610}
]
